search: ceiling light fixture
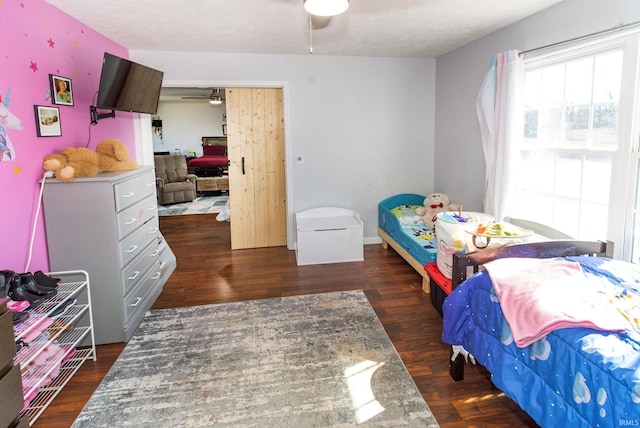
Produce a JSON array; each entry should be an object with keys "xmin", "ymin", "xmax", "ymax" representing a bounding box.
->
[
  {"xmin": 209, "ymin": 88, "xmax": 224, "ymax": 105},
  {"xmin": 304, "ymin": 0, "xmax": 349, "ymax": 17}
]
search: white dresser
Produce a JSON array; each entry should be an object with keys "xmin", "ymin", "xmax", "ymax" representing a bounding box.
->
[{"xmin": 42, "ymin": 166, "xmax": 176, "ymax": 344}]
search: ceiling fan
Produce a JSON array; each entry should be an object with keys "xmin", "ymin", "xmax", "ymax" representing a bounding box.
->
[
  {"xmin": 304, "ymin": 0, "xmax": 350, "ymax": 52},
  {"xmin": 181, "ymin": 88, "xmax": 225, "ymax": 104},
  {"xmin": 304, "ymin": 0, "xmax": 349, "ymax": 17}
]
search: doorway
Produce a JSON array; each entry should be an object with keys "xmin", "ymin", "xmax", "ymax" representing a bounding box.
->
[{"xmin": 146, "ymin": 82, "xmax": 292, "ymax": 250}]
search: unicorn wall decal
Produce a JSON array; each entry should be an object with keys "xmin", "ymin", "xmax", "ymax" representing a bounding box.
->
[{"xmin": 0, "ymin": 87, "xmax": 24, "ymax": 161}]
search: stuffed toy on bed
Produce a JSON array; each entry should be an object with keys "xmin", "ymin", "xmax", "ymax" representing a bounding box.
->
[{"xmin": 415, "ymin": 192, "xmax": 459, "ymax": 230}]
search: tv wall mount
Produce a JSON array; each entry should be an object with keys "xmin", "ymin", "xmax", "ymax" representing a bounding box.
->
[{"xmin": 89, "ymin": 105, "xmax": 115, "ymax": 125}]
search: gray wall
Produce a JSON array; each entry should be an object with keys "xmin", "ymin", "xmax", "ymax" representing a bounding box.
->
[
  {"xmin": 131, "ymin": 51, "xmax": 436, "ymax": 245},
  {"xmin": 152, "ymin": 101, "xmax": 226, "ymax": 156},
  {"xmin": 435, "ymin": 0, "xmax": 639, "ymax": 212}
]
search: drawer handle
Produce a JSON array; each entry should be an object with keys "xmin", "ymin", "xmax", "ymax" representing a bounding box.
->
[
  {"xmin": 145, "ymin": 182, "xmax": 154, "ymax": 187},
  {"xmin": 147, "ymin": 205, "xmax": 157, "ymax": 211},
  {"xmin": 130, "ymin": 297, "xmax": 142, "ymax": 307},
  {"xmin": 128, "ymin": 271, "xmax": 140, "ymax": 280},
  {"xmin": 150, "ymin": 227, "xmax": 159, "ymax": 233},
  {"xmin": 150, "ymin": 250, "xmax": 160, "ymax": 257},
  {"xmin": 125, "ymin": 218, "xmax": 137, "ymax": 225},
  {"xmin": 123, "ymin": 192, "xmax": 135, "ymax": 198},
  {"xmin": 126, "ymin": 245, "xmax": 138, "ymax": 253},
  {"xmin": 152, "ymin": 272, "xmax": 162, "ymax": 280}
]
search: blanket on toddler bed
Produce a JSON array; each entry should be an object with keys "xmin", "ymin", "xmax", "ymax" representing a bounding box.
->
[{"xmin": 389, "ymin": 205, "xmax": 436, "ymax": 251}]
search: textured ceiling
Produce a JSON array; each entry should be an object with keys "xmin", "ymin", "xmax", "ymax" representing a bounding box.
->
[{"xmin": 44, "ymin": 0, "xmax": 564, "ymax": 58}]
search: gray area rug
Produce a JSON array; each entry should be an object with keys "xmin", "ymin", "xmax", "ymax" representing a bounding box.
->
[
  {"xmin": 73, "ymin": 290, "xmax": 438, "ymax": 427},
  {"xmin": 157, "ymin": 195, "xmax": 228, "ymax": 216}
]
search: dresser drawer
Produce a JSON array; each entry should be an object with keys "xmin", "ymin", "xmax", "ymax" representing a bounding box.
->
[
  {"xmin": 123, "ymin": 265, "xmax": 163, "ymax": 328},
  {"xmin": 0, "ymin": 309, "xmax": 14, "ymax": 372},
  {"xmin": 0, "ymin": 365, "xmax": 23, "ymax": 428},
  {"xmin": 118, "ymin": 217, "xmax": 160, "ymax": 268},
  {"xmin": 121, "ymin": 240, "xmax": 161, "ymax": 297},
  {"xmin": 114, "ymin": 170, "xmax": 156, "ymax": 212},
  {"xmin": 123, "ymin": 280, "xmax": 163, "ymax": 342},
  {"xmin": 116, "ymin": 194, "xmax": 158, "ymax": 240}
]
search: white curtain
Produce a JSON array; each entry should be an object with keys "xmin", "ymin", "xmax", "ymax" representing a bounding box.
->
[{"xmin": 476, "ymin": 50, "xmax": 524, "ymax": 221}]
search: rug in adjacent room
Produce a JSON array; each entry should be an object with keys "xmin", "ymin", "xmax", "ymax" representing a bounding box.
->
[
  {"xmin": 72, "ymin": 290, "xmax": 439, "ymax": 427},
  {"xmin": 157, "ymin": 195, "xmax": 228, "ymax": 216}
]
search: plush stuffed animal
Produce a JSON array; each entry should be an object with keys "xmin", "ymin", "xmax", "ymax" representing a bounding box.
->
[
  {"xmin": 415, "ymin": 192, "xmax": 459, "ymax": 230},
  {"xmin": 43, "ymin": 138, "xmax": 138, "ymax": 182}
]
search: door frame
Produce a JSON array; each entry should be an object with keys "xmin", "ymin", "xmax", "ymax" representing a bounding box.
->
[{"xmin": 154, "ymin": 79, "xmax": 294, "ymax": 250}]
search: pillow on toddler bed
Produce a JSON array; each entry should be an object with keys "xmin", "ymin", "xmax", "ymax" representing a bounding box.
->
[{"xmin": 391, "ymin": 204, "xmax": 424, "ymax": 226}]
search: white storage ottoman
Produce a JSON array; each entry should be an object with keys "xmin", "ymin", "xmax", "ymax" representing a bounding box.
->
[{"xmin": 295, "ymin": 207, "xmax": 364, "ymax": 266}]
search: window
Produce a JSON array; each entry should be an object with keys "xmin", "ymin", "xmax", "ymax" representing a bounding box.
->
[{"xmin": 513, "ymin": 34, "xmax": 640, "ymax": 261}]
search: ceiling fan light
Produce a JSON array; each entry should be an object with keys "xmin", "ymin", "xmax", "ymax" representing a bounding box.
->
[{"xmin": 304, "ymin": 0, "xmax": 349, "ymax": 17}]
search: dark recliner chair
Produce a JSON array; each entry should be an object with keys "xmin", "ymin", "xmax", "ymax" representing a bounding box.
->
[{"xmin": 154, "ymin": 155, "xmax": 197, "ymax": 205}]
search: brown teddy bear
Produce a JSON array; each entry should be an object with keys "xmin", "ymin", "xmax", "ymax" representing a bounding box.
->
[
  {"xmin": 415, "ymin": 192, "xmax": 459, "ymax": 230},
  {"xmin": 43, "ymin": 138, "xmax": 138, "ymax": 182}
]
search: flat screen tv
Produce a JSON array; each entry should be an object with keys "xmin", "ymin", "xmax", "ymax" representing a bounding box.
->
[{"xmin": 95, "ymin": 52, "xmax": 164, "ymax": 115}]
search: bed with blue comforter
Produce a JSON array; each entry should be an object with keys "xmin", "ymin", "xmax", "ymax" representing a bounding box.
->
[{"xmin": 441, "ymin": 241, "xmax": 640, "ymax": 428}]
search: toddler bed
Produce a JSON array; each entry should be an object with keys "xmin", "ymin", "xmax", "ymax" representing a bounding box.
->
[
  {"xmin": 378, "ymin": 194, "xmax": 437, "ymax": 292},
  {"xmin": 441, "ymin": 240, "xmax": 640, "ymax": 428}
]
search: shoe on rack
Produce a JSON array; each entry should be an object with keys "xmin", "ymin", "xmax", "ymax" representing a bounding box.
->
[
  {"xmin": 33, "ymin": 271, "xmax": 60, "ymax": 288},
  {"xmin": 0, "ymin": 270, "xmax": 17, "ymax": 297},
  {"xmin": 7, "ymin": 278, "xmax": 49, "ymax": 309},
  {"xmin": 47, "ymin": 318, "xmax": 74, "ymax": 336},
  {"xmin": 7, "ymin": 300, "xmax": 30, "ymax": 312},
  {"xmin": 19, "ymin": 273, "xmax": 57, "ymax": 296},
  {"xmin": 12, "ymin": 311, "xmax": 29, "ymax": 324},
  {"xmin": 48, "ymin": 298, "xmax": 76, "ymax": 319}
]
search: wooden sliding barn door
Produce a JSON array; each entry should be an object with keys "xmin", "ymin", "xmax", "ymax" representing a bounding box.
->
[{"xmin": 225, "ymin": 87, "xmax": 286, "ymax": 250}]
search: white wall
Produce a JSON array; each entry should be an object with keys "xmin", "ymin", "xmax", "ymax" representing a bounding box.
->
[
  {"xmin": 152, "ymin": 101, "xmax": 226, "ymax": 156},
  {"xmin": 434, "ymin": 0, "xmax": 640, "ymax": 212},
  {"xmin": 131, "ymin": 51, "xmax": 436, "ymax": 246}
]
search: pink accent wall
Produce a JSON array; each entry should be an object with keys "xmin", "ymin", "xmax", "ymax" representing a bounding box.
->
[{"xmin": 0, "ymin": 0, "xmax": 136, "ymax": 272}]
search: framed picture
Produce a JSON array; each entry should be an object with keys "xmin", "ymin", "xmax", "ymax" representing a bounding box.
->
[
  {"xmin": 49, "ymin": 74, "xmax": 74, "ymax": 106},
  {"xmin": 34, "ymin": 105, "xmax": 62, "ymax": 137}
]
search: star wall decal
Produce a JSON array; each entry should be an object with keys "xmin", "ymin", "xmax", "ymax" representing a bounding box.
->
[
  {"xmin": 29, "ymin": 61, "xmax": 38, "ymax": 72},
  {"xmin": 47, "ymin": 38, "xmax": 55, "ymax": 48}
]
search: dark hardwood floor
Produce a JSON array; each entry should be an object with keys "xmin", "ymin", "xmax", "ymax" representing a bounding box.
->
[{"xmin": 33, "ymin": 214, "xmax": 538, "ymax": 427}]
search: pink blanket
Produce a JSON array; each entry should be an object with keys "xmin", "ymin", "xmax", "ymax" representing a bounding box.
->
[{"xmin": 484, "ymin": 258, "xmax": 628, "ymax": 347}]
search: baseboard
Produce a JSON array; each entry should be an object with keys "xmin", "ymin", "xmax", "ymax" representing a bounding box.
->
[{"xmin": 363, "ymin": 236, "xmax": 383, "ymax": 245}]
